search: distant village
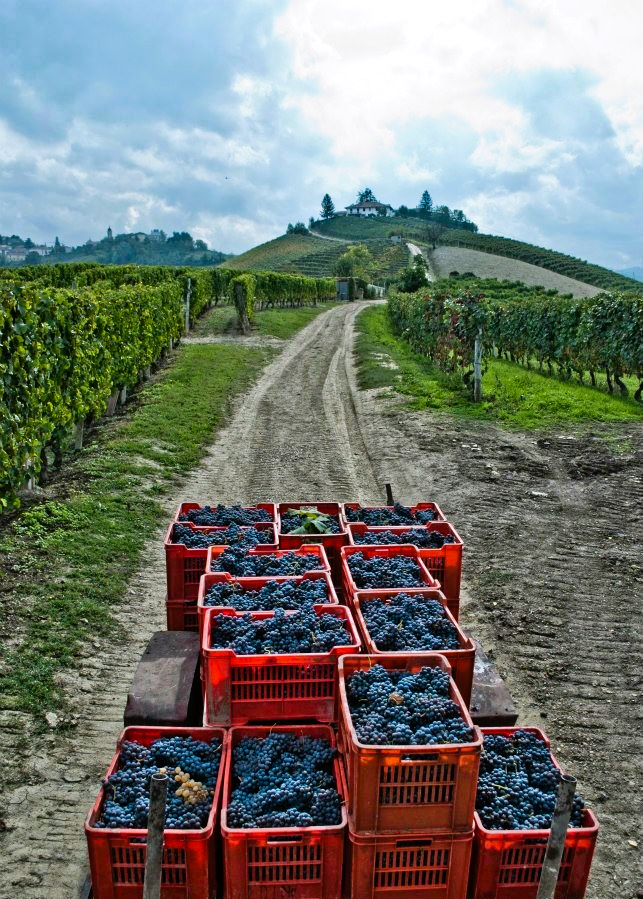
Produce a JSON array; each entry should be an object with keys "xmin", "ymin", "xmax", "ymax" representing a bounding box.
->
[{"xmin": 0, "ymin": 228, "xmax": 228, "ymax": 267}]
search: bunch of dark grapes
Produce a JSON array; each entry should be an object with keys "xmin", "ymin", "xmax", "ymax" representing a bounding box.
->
[
  {"xmin": 171, "ymin": 523, "xmax": 272, "ymax": 549},
  {"xmin": 209, "ymin": 607, "xmax": 351, "ymax": 653},
  {"xmin": 95, "ymin": 736, "xmax": 222, "ymax": 830},
  {"xmin": 345, "ymin": 664, "xmax": 474, "ymax": 745},
  {"xmin": 476, "ymin": 731, "xmax": 586, "ymax": 831},
  {"xmin": 178, "ymin": 504, "xmax": 272, "ymax": 526},
  {"xmin": 280, "ymin": 511, "xmax": 342, "ymax": 534},
  {"xmin": 345, "ymin": 502, "xmax": 437, "ymax": 526},
  {"xmin": 352, "ymin": 528, "xmax": 455, "ymax": 549},
  {"xmin": 362, "ymin": 593, "xmax": 460, "ymax": 651},
  {"xmin": 211, "ymin": 546, "xmax": 324, "ymax": 577},
  {"xmin": 226, "ymin": 733, "xmax": 342, "ymax": 828},
  {"xmin": 347, "ymin": 552, "xmax": 426, "ymax": 589},
  {"xmin": 204, "ymin": 578, "xmax": 330, "ymax": 611}
]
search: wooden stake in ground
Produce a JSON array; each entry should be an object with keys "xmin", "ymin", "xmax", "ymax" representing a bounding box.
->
[
  {"xmin": 143, "ymin": 772, "xmax": 168, "ymax": 899},
  {"xmin": 536, "ymin": 774, "xmax": 576, "ymax": 899}
]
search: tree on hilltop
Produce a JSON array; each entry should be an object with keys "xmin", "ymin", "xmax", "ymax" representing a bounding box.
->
[
  {"xmin": 357, "ymin": 187, "xmax": 376, "ymax": 203},
  {"xmin": 419, "ymin": 190, "xmax": 432, "ymax": 213},
  {"xmin": 320, "ymin": 194, "xmax": 335, "ymax": 219}
]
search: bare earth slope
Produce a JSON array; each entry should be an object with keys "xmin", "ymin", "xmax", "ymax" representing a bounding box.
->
[
  {"xmin": 430, "ymin": 246, "xmax": 603, "ymax": 297},
  {"xmin": 0, "ymin": 302, "xmax": 640, "ymax": 898}
]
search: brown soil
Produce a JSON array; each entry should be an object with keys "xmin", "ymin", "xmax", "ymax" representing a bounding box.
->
[{"xmin": 0, "ymin": 302, "xmax": 641, "ymax": 898}]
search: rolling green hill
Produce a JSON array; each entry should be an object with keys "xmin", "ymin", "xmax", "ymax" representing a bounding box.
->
[
  {"xmin": 221, "ymin": 216, "xmax": 640, "ymax": 295},
  {"xmin": 221, "ymin": 228, "xmax": 410, "ymax": 282}
]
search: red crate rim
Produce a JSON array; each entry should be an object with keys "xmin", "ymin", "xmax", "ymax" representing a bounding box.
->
[
  {"xmin": 84, "ymin": 726, "xmax": 227, "ymax": 835},
  {"xmin": 202, "ymin": 603, "xmax": 361, "ymax": 657},
  {"xmin": 221, "ymin": 723, "xmax": 348, "ymax": 835},
  {"xmin": 347, "ymin": 520, "xmax": 463, "ymax": 544},
  {"xmin": 174, "ymin": 502, "xmax": 277, "ymax": 523},
  {"xmin": 474, "ymin": 726, "xmax": 600, "ymax": 837},
  {"xmin": 337, "ymin": 653, "xmax": 482, "ymax": 750},
  {"xmin": 165, "ymin": 519, "xmax": 277, "ymax": 547},
  {"xmin": 353, "ymin": 591, "xmax": 474, "ymax": 654}
]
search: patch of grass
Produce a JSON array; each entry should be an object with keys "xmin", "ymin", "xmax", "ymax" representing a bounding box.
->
[
  {"xmin": 0, "ymin": 342, "xmax": 274, "ymax": 720},
  {"xmin": 193, "ymin": 302, "xmax": 342, "ymax": 340},
  {"xmin": 254, "ymin": 303, "xmax": 342, "ymax": 339},
  {"xmin": 192, "ymin": 304, "xmax": 238, "ymax": 337},
  {"xmin": 354, "ymin": 305, "xmax": 643, "ymax": 428}
]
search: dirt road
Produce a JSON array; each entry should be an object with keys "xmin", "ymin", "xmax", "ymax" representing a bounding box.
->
[{"xmin": 0, "ymin": 301, "xmax": 640, "ymax": 898}]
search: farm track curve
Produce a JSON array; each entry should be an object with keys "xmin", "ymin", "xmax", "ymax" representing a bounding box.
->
[{"xmin": 0, "ymin": 301, "xmax": 640, "ymax": 898}]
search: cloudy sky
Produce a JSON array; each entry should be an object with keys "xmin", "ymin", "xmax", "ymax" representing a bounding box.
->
[{"xmin": 1, "ymin": 0, "xmax": 641, "ymax": 270}]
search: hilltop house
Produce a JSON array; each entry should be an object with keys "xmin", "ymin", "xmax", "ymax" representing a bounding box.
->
[{"xmin": 345, "ymin": 200, "xmax": 395, "ymax": 217}]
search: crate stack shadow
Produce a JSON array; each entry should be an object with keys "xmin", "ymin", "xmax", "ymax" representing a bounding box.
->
[{"xmin": 83, "ymin": 500, "xmax": 598, "ymax": 899}]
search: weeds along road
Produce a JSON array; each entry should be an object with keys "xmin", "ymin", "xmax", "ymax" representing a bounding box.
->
[{"xmin": 0, "ymin": 300, "xmax": 639, "ymax": 898}]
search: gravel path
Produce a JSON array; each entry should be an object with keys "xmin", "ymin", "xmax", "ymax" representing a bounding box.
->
[{"xmin": 0, "ymin": 300, "xmax": 640, "ymax": 898}]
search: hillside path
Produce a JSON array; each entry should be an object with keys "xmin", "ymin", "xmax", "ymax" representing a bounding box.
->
[{"xmin": 0, "ymin": 301, "xmax": 640, "ymax": 899}]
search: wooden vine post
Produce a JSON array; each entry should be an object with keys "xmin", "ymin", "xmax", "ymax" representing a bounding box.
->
[
  {"xmin": 473, "ymin": 326, "xmax": 483, "ymax": 402},
  {"xmin": 184, "ymin": 277, "xmax": 192, "ymax": 335}
]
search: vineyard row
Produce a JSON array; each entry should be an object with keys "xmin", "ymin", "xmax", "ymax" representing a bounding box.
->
[
  {"xmin": 388, "ymin": 282, "xmax": 643, "ymax": 397},
  {"xmin": 0, "ymin": 265, "xmax": 335, "ymax": 507}
]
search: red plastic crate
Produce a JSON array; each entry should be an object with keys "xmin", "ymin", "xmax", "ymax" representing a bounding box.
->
[
  {"xmin": 468, "ymin": 728, "xmax": 599, "ymax": 899},
  {"xmin": 206, "ymin": 543, "xmax": 331, "ymax": 575},
  {"xmin": 202, "ymin": 604, "xmax": 361, "ymax": 726},
  {"xmin": 174, "ymin": 502, "xmax": 277, "ymax": 524},
  {"xmin": 347, "ymin": 521, "xmax": 463, "ymax": 609},
  {"xmin": 165, "ymin": 521, "xmax": 278, "ymax": 607},
  {"xmin": 337, "ymin": 654, "xmax": 482, "ymax": 834},
  {"xmin": 221, "ymin": 724, "xmax": 347, "ymax": 899},
  {"xmin": 352, "ymin": 591, "xmax": 475, "ymax": 705},
  {"xmin": 345, "ymin": 828, "xmax": 473, "ymax": 899},
  {"xmin": 197, "ymin": 570, "xmax": 339, "ymax": 640},
  {"xmin": 342, "ymin": 502, "xmax": 447, "ymax": 526},
  {"xmin": 340, "ymin": 545, "xmax": 439, "ymax": 605},
  {"xmin": 85, "ymin": 726, "xmax": 227, "ymax": 899}
]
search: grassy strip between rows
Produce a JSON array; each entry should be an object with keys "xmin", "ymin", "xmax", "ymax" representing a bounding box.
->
[
  {"xmin": 193, "ymin": 301, "xmax": 343, "ymax": 340},
  {"xmin": 354, "ymin": 304, "xmax": 643, "ymax": 430},
  {"xmin": 0, "ymin": 301, "xmax": 337, "ymax": 723}
]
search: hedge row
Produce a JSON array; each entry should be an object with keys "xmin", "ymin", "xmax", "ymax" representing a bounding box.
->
[
  {"xmin": 388, "ymin": 286, "xmax": 643, "ymax": 396},
  {"xmin": 0, "ymin": 265, "xmax": 336, "ymax": 507}
]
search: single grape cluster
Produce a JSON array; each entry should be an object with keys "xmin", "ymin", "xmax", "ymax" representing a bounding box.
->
[
  {"xmin": 204, "ymin": 578, "xmax": 330, "ymax": 611},
  {"xmin": 95, "ymin": 736, "xmax": 222, "ymax": 830},
  {"xmin": 345, "ymin": 502, "xmax": 437, "ymax": 526},
  {"xmin": 211, "ymin": 546, "xmax": 324, "ymax": 577},
  {"xmin": 346, "ymin": 664, "xmax": 474, "ymax": 745},
  {"xmin": 209, "ymin": 606, "xmax": 351, "ymax": 653},
  {"xmin": 226, "ymin": 733, "xmax": 342, "ymax": 828},
  {"xmin": 347, "ymin": 551, "xmax": 426, "ymax": 589},
  {"xmin": 178, "ymin": 504, "xmax": 272, "ymax": 526},
  {"xmin": 352, "ymin": 528, "xmax": 455, "ymax": 549},
  {"xmin": 171, "ymin": 522, "xmax": 272, "ymax": 549},
  {"xmin": 476, "ymin": 731, "xmax": 585, "ymax": 831},
  {"xmin": 362, "ymin": 593, "xmax": 460, "ymax": 651}
]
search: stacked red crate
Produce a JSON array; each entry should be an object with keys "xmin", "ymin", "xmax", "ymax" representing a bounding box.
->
[{"xmin": 338, "ymin": 653, "xmax": 482, "ymax": 899}]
